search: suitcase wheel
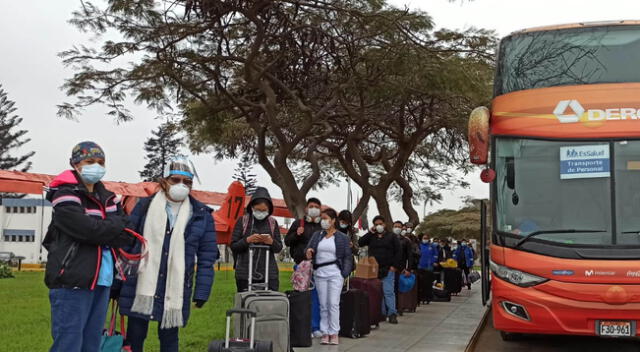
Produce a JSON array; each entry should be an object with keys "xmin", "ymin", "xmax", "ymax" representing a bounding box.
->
[
  {"xmin": 207, "ymin": 340, "xmax": 224, "ymax": 352},
  {"xmin": 255, "ymin": 340, "xmax": 273, "ymax": 352}
]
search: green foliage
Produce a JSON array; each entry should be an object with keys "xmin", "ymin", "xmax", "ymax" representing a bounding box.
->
[
  {"xmin": 139, "ymin": 122, "xmax": 184, "ymax": 182},
  {"xmin": 416, "ymin": 198, "xmax": 489, "ymax": 241},
  {"xmin": 0, "ymin": 262, "xmax": 14, "ymax": 279},
  {"xmin": 233, "ymin": 155, "xmax": 257, "ymax": 195}
]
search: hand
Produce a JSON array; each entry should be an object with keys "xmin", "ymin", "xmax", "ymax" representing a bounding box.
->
[
  {"xmin": 370, "ymin": 226, "xmax": 376, "ymax": 233},
  {"xmin": 349, "ymin": 241, "xmax": 353, "ymax": 248},
  {"xmin": 246, "ymin": 234, "xmax": 261, "ymax": 244},
  {"xmin": 306, "ymin": 248, "xmax": 314, "ymax": 260},
  {"xmin": 403, "ymin": 270, "xmax": 411, "ymax": 277},
  {"xmin": 296, "ymin": 227, "xmax": 304, "ymax": 236},
  {"xmin": 194, "ymin": 300, "xmax": 205, "ymax": 309},
  {"xmin": 261, "ymin": 234, "xmax": 274, "ymax": 245},
  {"xmin": 389, "ymin": 266, "xmax": 397, "ymax": 273}
]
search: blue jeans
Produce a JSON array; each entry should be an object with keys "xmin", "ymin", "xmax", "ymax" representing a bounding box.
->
[
  {"xmin": 126, "ymin": 316, "xmax": 179, "ymax": 352},
  {"xmin": 311, "ymin": 287, "xmax": 321, "ymax": 332},
  {"xmin": 49, "ymin": 286, "xmax": 111, "ymax": 352},
  {"xmin": 381, "ymin": 271, "xmax": 397, "ymax": 316}
]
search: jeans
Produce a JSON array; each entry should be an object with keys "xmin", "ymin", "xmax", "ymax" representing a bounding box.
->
[
  {"xmin": 311, "ymin": 287, "xmax": 321, "ymax": 333},
  {"xmin": 126, "ymin": 316, "xmax": 179, "ymax": 352},
  {"xmin": 315, "ymin": 274, "xmax": 343, "ymax": 335},
  {"xmin": 49, "ymin": 285, "xmax": 111, "ymax": 352},
  {"xmin": 381, "ymin": 270, "xmax": 397, "ymax": 316}
]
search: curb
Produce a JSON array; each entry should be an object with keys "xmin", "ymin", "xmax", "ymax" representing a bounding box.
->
[{"xmin": 465, "ymin": 306, "xmax": 491, "ymax": 352}]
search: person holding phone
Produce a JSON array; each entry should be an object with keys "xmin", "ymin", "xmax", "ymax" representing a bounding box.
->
[{"xmin": 231, "ymin": 187, "xmax": 283, "ymax": 292}]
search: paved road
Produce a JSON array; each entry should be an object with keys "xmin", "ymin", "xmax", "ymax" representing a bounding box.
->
[{"xmin": 472, "ymin": 314, "xmax": 640, "ymax": 352}]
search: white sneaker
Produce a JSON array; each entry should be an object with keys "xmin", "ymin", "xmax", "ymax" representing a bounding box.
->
[{"xmin": 312, "ymin": 331, "xmax": 323, "ymax": 338}]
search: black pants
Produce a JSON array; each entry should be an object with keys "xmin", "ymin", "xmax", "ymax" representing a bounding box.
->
[
  {"xmin": 236, "ymin": 278, "xmax": 279, "ymax": 292},
  {"xmin": 126, "ymin": 316, "xmax": 179, "ymax": 352},
  {"xmin": 460, "ymin": 266, "xmax": 471, "ymax": 289}
]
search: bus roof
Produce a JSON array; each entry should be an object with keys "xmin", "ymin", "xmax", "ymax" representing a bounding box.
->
[{"xmin": 510, "ymin": 20, "xmax": 640, "ymax": 36}]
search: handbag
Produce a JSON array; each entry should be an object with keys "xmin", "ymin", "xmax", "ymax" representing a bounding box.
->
[{"xmin": 100, "ymin": 299, "xmax": 131, "ymax": 352}]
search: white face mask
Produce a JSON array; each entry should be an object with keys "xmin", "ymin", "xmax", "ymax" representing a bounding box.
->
[
  {"xmin": 253, "ymin": 210, "xmax": 269, "ymax": 221},
  {"xmin": 375, "ymin": 225, "xmax": 385, "ymax": 234},
  {"xmin": 307, "ymin": 207, "xmax": 321, "ymax": 218},
  {"xmin": 401, "ymin": 230, "xmax": 407, "ymax": 235},
  {"xmin": 169, "ymin": 183, "xmax": 190, "ymax": 201},
  {"xmin": 422, "ymin": 240, "xmax": 429, "ymax": 244},
  {"xmin": 393, "ymin": 228, "xmax": 402, "ymax": 235},
  {"xmin": 407, "ymin": 227, "xmax": 412, "ymax": 233},
  {"xmin": 321, "ymin": 219, "xmax": 332, "ymax": 230}
]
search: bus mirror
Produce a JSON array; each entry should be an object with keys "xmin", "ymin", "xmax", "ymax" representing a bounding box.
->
[
  {"xmin": 506, "ymin": 157, "xmax": 516, "ymax": 189},
  {"xmin": 468, "ymin": 106, "xmax": 490, "ymax": 165}
]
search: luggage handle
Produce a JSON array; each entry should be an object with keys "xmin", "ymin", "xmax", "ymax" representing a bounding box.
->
[
  {"xmin": 248, "ymin": 245, "xmax": 271, "ymax": 291},
  {"xmin": 225, "ymin": 309, "xmax": 257, "ymax": 349}
]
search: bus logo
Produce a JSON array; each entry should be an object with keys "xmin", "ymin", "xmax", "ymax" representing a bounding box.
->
[{"xmin": 554, "ymin": 100, "xmax": 584, "ymax": 123}]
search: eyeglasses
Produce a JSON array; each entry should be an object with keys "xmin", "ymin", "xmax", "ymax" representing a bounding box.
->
[{"xmin": 168, "ymin": 176, "xmax": 193, "ymax": 187}]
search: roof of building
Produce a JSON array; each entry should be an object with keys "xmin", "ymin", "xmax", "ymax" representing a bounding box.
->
[{"xmin": 2, "ymin": 198, "xmax": 52, "ymax": 207}]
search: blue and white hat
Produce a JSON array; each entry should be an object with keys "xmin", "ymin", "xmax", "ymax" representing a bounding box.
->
[{"xmin": 164, "ymin": 155, "xmax": 199, "ymax": 182}]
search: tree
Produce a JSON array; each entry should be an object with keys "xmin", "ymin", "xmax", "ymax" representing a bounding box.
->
[
  {"xmin": 415, "ymin": 198, "xmax": 489, "ymax": 240},
  {"xmin": 59, "ymin": 0, "xmax": 495, "ymax": 218},
  {"xmin": 139, "ymin": 122, "xmax": 184, "ymax": 182},
  {"xmin": 233, "ymin": 155, "xmax": 257, "ymax": 195},
  {"xmin": 0, "ymin": 84, "xmax": 35, "ymax": 198}
]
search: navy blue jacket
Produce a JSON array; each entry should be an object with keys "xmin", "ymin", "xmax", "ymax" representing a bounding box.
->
[
  {"xmin": 453, "ymin": 245, "xmax": 475, "ymax": 268},
  {"xmin": 418, "ymin": 242, "xmax": 439, "ymax": 270},
  {"xmin": 306, "ymin": 230, "xmax": 353, "ymax": 278},
  {"xmin": 118, "ymin": 195, "xmax": 218, "ymax": 325}
]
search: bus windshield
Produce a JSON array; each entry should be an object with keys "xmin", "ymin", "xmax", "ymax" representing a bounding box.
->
[
  {"xmin": 496, "ymin": 138, "xmax": 640, "ymax": 246},
  {"xmin": 495, "ymin": 25, "xmax": 640, "ymax": 96}
]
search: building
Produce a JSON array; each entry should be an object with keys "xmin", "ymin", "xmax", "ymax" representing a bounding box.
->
[{"xmin": 0, "ymin": 198, "xmax": 52, "ymax": 264}]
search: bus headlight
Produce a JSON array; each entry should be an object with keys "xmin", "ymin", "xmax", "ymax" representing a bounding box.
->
[{"xmin": 490, "ymin": 260, "xmax": 548, "ymax": 287}]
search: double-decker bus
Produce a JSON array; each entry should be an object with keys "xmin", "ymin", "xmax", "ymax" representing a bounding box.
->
[{"xmin": 469, "ymin": 20, "xmax": 640, "ymax": 340}]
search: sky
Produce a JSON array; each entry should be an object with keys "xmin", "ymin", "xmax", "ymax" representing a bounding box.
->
[{"xmin": 1, "ymin": 0, "xmax": 638, "ymax": 222}]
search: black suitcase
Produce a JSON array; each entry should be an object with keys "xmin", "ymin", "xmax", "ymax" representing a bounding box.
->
[
  {"xmin": 209, "ymin": 309, "xmax": 273, "ymax": 352},
  {"xmin": 432, "ymin": 287, "xmax": 451, "ymax": 302},
  {"xmin": 417, "ymin": 269, "xmax": 434, "ymax": 304},
  {"xmin": 443, "ymin": 268, "xmax": 463, "ymax": 295},
  {"xmin": 339, "ymin": 283, "xmax": 371, "ymax": 338},
  {"xmin": 286, "ymin": 290, "xmax": 312, "ymax": 347}
]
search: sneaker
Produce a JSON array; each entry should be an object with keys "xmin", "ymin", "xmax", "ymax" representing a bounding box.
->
[
  {"xmin": 388, "ymin": 314, "xmax": 398, "ymax": 324},
  {"xmin": 330, "ymin": 335, "xmax": 339, "ymax": 345},
  {"xmin": 312, "ymin": 331, "xmax": 323, "ymax": 339},
  {"xmin": 321, "ymin": 335, "xmax": 330, "ymax": 345}
]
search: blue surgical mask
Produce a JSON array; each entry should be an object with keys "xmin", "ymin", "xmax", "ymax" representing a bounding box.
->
[
  {"xmin": 461, "ymin": 242, "xmax": 467, "ymax": 247},
  {"xmin": 339, "ymin": 223, "xmax": 348, "ymax": 229},
  {"xmin": 253, "ymin": 210, "xmax": 269, "ymax": 221},
  {"xmin": 78, "ymin": 163, "xmax": 105, "ymax": 184}
]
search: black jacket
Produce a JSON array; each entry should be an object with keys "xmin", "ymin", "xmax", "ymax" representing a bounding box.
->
[
  {"xmin": 285, "ymin": 218, "xmax": 322, "ymax": 264},
  {"xmin": 358, "ymin": 231, "xmax": 402, "ymax": 279},
  {"xmin": 398, "ymin": 235, "xmax": 417, "ymax": 271},
  {"xmin": 43, "ymin": 170, "xmax": 133, "ymax": 289},
  {"xmin": 438, "ymin": 245, "xmax": 453, "ymax": 263},
  {"xmin": 231, "ymin": 187, "xmax": 283, "ymax": 282}
]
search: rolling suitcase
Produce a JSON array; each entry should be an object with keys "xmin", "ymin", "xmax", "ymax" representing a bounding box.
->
[
  {"xmin": 417, "ymin": 269, "xmax": 434, "ymax": 304},
  {"xmin": 286, "ymin": 290, "xmax": 312, "ymax": 347},
  {"xmin": 443, "ymin": 268, "xmax": 463, "ymax": 295},
  {"xmin": 234, "ymin": 245, "xmax": 290, "ymax": 352},
  {"xmin": 432, "ymin": 287, "xmax": 451, "ymax": 302},
  {"xmin": 350, "ymin": 277, "xmax": 384, "ymax": 327},
  {"xmin": 397, "ymin": 277, "xmax": 418, "ymax": 313},
  {"xmin": 209, "ymin": 309, "xmax": 273, "ymax": 352},
  {"xmin": 339, "ymin": 279, "xmax": 371, "ymax": 338}
]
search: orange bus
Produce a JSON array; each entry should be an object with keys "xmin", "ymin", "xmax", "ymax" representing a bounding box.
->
[{"xmin": 469, "ymin": 20, "xmax": 640, "ymax": 340}]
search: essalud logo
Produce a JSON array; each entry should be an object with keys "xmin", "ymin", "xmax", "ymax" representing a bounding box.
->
[{"xmin": 553, "ymin": 100, "xmax": 584, "ymax": 123}]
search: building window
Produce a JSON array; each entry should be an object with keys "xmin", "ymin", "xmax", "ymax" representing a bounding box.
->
[
  {"xmin": 5, "ymin": 206, "xmax": 10, "ymax": 213},
  {"xmin": 19, "ymin": 206, "xmax": 25, "ymax": 213}
]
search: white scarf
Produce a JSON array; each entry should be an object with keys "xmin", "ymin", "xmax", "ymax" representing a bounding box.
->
[{"xmin": 131, "ymin": 191, "xmax": 191, "ymax": 329}]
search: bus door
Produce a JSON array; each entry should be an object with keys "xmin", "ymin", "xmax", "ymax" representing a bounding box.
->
[{"xmin": 480, "ymin": 199, "xmax": 491, "ymax": 306}]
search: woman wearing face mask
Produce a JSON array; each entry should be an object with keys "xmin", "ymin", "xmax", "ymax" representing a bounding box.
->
[
  {"xmin": 337, "ymin": 210, "xmax": 359, "ymax": 260},
  {"xmin": 305, "ymin": 209, "xmax": 353, "ymax": 345},
  {"xmin": 231, "ymin": 186, "xmax": 283, "ymax": 292},
  {"xmin": 43, "ymin": 141, "xmax": 135, "ymax": 352},
  {"xmin": 117, "ymin": 156, "xmax": 218, "ymax": 352}
]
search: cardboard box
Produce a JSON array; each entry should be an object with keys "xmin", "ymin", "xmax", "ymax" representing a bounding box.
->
[{"xmin": 355, "ymin": 256, "xmax": 379, "ymax": 279}]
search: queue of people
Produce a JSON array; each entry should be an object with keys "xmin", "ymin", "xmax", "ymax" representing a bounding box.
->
[{"xmin": 43, "ymin": 142, "xmax": 475, "ymax": 351}]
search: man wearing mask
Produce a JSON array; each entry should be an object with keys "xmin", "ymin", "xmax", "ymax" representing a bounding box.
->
[
  {"xmin": 453, "ymin": 238, "xmax": 475, "ymax": 290},
  {"xmin": 393, "ymin": 221, "xmax": 415, "ymax": 314},
  {"xmin": 285, "ymin": 198, "xmax": 323, "ymax": 265},
  {"xmin": 358, "ymin": 216, "xmax": 402, "ymax": 324}
]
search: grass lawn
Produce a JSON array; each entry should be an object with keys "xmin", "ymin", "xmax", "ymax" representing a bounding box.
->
[{"xmin": 0, "ymin": 269, "xmax": 293, "ymax": 352}]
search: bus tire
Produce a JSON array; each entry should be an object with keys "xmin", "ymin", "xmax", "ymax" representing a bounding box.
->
[{"xmin": 500, "ymin": 331, "xmax": 522, "ymax": 341}]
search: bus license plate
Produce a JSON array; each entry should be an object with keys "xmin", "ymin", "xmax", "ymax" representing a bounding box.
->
[{"xmin": 598, "ymin": 321, "xmax": 634, "ymax": 337}]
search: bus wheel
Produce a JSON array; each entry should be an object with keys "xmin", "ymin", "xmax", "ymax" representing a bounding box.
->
[{"xmin": 500, "ymin": 331, "xmax": 522, "ymax": 341}]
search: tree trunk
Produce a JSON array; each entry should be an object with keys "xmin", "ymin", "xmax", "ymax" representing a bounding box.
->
[
  {"xmin": 370, "ymin": 188, "xmax": 393, "ymax": 231},
  {"xmin": 395, "ymin": 177, "xmax": 420, "ymax": 226}
]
